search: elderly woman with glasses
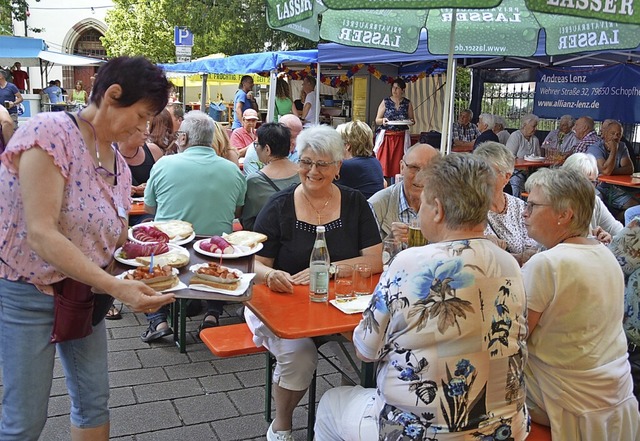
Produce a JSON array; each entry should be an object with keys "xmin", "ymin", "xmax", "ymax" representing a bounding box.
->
[
  {"xmin": 316, "ymin": 154, "xmax": 529, "ymax": 440},
  {"xmin": 562, "ymin": 152, "xmax": 622, "ymax": 244},
  {"xmin": 522, "ymin": 168, "xmax": 640, "ymax": 440},
  {"xmin": 244, "ymin": 125, "xmax": 382, "ymax": 441},
  {"xmin": 474, "ymin": 141, "xmax": 538, "ymax": 264},
  {"xmin": 0, "ymin": 56, "xmax": 174, "ymax": 440}
]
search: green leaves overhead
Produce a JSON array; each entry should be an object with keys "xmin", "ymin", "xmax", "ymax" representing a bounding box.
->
[{"xmin": 102, "ymin": 0, "xmax": 313, "ymax": 62}]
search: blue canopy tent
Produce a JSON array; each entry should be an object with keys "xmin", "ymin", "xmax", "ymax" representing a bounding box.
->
[
  {"xmin": 159, "ymin": 50, "xmax": 318, "ymax": 120},
  {"xmin": 0, "ymin": 36, "xmax": 104, "ymax": 81}
]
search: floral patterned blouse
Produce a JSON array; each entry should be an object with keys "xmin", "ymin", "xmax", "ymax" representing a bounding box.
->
[
  {"xmin": 0, "ymin": 112, "xmax": 131, "ymax": 295},
  {"xmin": 382, "ymin": 97, "xmax": 411, "ymax": 132},
  {"xmin": 353, "ymin": 238, "xmax": 529, "ymax": 440}
]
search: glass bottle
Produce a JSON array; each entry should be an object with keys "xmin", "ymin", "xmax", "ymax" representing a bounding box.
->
[{"xmin": 309, "ymin": 226, "xmax": 330, "ymax": 302}]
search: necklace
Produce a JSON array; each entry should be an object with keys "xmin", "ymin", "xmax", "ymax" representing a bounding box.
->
[
  {"xmin": 559, "ymin": 233, "xmax": 583, "ymax": 244},
  {"xmin": 77, "ymin": 109, "xmax": 108, "ymax": 171},
  {"xmin": 120, "ymin": 146, "xmax": 140, "ymax": 159},
  {"xmin": 301, "ymin": 187, "xmax": 333, "ymax": 224},
  {"xmin": 498, "ymin": 193, "xmax": 508, "ymax": 214}
]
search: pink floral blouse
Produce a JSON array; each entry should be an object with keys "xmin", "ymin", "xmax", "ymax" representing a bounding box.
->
[{"xmin": 0, "ymin": 112, "xmax": 131, "ymax": 295}]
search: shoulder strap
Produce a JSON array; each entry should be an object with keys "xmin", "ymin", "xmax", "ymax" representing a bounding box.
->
[
  {"xmin": 65, "ymin": 112, "xmax": 79, "ymax": 128},
  {"xmin": 258, "ymin": 170, "xmax": 281, "ymax": 192}
]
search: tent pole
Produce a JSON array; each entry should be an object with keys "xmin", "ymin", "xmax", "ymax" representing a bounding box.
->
[
  {"xmin": 200, "ymin": 74, "xmax": 208, "ymax": 112},
  {"xmin": 267, "ymin": 70, "xmax": 277, "ymax": 122},
  {"xmin": 440, "ymin": 9, "xmax": 458, "ymax": 155},
  {"xmin": 315, "ymin": 62, "xmax": 321, "ymax": 125},
  {"xmin": 182, "ymin": 76, "xmax": 186, "ymax": 108}
]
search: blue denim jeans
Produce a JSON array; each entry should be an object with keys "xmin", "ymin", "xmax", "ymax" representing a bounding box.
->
[{"xmin": 0, "ymin": 278, "xmax": 110, "ymax": 440}]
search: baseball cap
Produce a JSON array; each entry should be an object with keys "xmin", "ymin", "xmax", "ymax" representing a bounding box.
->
[{"xmin": 243, "ymin": 109, "xmax": 259, "ymax": 120}]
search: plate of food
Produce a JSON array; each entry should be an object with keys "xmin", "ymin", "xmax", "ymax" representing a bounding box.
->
[
  {"xmin": 385, "ymin": 120, "xmax": 413, "ymax": 126},
  {"xmin": 131, "ymin": 196, "xmax": 145, "ymax": 203},
  {"xmin": 129, "ymin": 220, "xmax": 195, "ymax": 246},
  {"xmin": 114, "ymin": 242, "xmax": 190, "ymax": 267},
  {"xmin": 524, "ymin": 155, "xmax": 546, "ymax": 162},
  {"xmin": 117, "ymin": 266, "xmax": 185, "ymax": 292},
  {"xmin": 188, "ymin": 262, "xmax": 255, "ymax": 295},
  {"xmin": 193, "ymin": 231, "xmax": 267, "ymax": 259},
  {"xmin": 632, "ymin": 172, "xmax": 640, "ymax": 179}
]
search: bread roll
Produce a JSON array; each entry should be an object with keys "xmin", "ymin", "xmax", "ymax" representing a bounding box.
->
[
  {"xmin": 135, "ymin": 252, "xmax": 189, "ymax": 268},
  {"xmin": 189, "ymin": 275, "xmax": 240, "ymax": 291},
  {"xmin": 223, "ymin": 231, "xmax": 268, "ymax": 248}
]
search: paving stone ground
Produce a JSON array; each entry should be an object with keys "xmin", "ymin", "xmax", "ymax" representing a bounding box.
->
[{"xmin": 29, "ymin": 303, "xmax": 348, "ymax": 441}]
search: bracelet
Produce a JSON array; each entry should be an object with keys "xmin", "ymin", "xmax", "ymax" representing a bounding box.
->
[{"xmin": 264, "ymin": 269, "xmax": 274, "ymax": 286}]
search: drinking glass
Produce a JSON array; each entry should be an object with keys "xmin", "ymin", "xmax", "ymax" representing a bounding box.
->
[
  {"xmin": 382, "ymin": 238, "xmax": 401, "ymax": 271},
  {"xmin": 334, "ymin": 264, "xmax": 355, "ymax": 302},
  {"xmin": 353, "ymin": 263, "xmax": 372, "ymax": 296},
  {"xmin": 407, "ymin": 218, "xmax": 427, "ymax": 248}
]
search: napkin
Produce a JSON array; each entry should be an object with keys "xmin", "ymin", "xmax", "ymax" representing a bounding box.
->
[{"xmin": 329, "ymin": 295, "xmax": 373, "ymax": 314}]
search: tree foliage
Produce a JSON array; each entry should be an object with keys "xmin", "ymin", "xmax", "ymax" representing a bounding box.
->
[
  {"xmin": 0, "ymin": 0, "xmax": 40, "ymax": 35},
  {"xmin": 102, "ymin": 0, "xmax": 314, "ymax": 62}
]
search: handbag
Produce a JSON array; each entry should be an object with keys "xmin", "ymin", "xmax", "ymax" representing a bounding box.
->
[{"xmin": 50, "ymin": 278, "xmax": 114, "ymax": 344}]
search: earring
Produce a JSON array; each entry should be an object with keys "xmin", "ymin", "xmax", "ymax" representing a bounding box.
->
[{"xmin": 334, "ymin": 173, "xmax": 340, "ymax": 181}]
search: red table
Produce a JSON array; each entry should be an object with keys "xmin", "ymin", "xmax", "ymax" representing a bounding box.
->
[
  {"xmin": 129, "ymin": 201, "xmax": 146, "ymax": 216},
  {"xmin": 246, "ymin": 274, "xmax": 381, "ymax": 340},
  {"xmin": 597, "ymin": 174, "xmax": 640, "ymax": 188},
  {"xmin": 514, "ymin": 158, "xmax": 558, "ymax": 169},
  {"xmin": 246, "ymin": 274, "xmax": 381, "ymax": 440}
]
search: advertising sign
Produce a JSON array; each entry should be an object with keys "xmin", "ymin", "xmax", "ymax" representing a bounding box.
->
[{"xmin": 534, "ymin": 64, "xmax": 640, "ymax": 123}]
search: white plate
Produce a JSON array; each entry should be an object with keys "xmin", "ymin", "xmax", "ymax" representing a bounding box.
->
[
  {"xmin": 116, "ymin": 268, "xmax": 186, "ymax": 293},
  {"xmin": 329, "ymin": 295, "xmax": 373, "ymax": 314},
  {"xmin": 193, "ymin": 239, "xmax": 263, "ymax": 259},
  {"xmin": 632, "ymin": 173, "xmax": 640, "ymax": 178},
  {"xmin": 385, "ymin": 120, "xmax": 413, "ymax": 126},
  {"xmin": 188, "ymin": 272, "xmax": 256, "ymax": 296},
  {"xmin": 524, "ymin": 155, "xmax": 545, "ymax": 162},
  {"xmin": 189, "ymin": 263, "xmax": 243, "ymax": 283},
  {"xmin": 114, "ymin": 243, "xmax": 189, "ymax": 267},
  {"xmin": 129, "ymin": 222, "xmax": 196, "ymax": 246},
  {"xmin": 131, "ymin": 196, "xmax": 145, "ymax": 202}
]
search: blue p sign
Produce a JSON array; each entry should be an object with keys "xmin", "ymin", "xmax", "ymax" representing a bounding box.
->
[{"xmin": 174, "ymin": 27, "xmax": 193, "ymax": 46}]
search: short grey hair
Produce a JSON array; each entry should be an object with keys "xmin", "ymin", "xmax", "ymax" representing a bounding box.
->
[
  {"xmin": 296, "ymin": 125, "xmax": 344, "ymax": 162},
  {"xmin": 421, "ymin": 153, "xmax": 496, "ymax": 230},
  {"xmin": 494, "ymin": 115, "xmax": 506, "ymax": 129},
  {"xmin": 459, "ymin": 109, "xmax": 473, "ymax": 118},
  {"xmin": 562, "ymin": 153, "xmax": 598, "ymax": 180},
  {"xmin": 525, "ymin": 168, "xmax": 594, "ymax": 235},
  {"xmin": 559, "ymin": 114, "xmax": 575, "ymax": 127},
  {"xmin": 180, "ymin": 111, "xmax": 214, "ymax": 148},
  {"xmin": 478, "ymin": 113, "xmax": 495, "ymax": 130},
  {"xmin": 474, "ymin": 141, "xmax": 515, "ymax": 174},
  {"xmin": 520, "ymin": 114, "xmax": 539, "ymax": 129}
]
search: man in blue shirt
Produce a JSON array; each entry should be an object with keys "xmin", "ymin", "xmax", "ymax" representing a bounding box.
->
[
  {"xmin": 43, "ymin": 80, "xmax": 64, "ymax": 111},
  {"xmin": 232, "ymin": 75, "xmax": 258, "ymax": 129}
]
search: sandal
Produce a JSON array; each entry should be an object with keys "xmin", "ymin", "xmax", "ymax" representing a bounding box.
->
[
  {"xmin": 105, "ymin": 304, "xmax": 123, "ymax": 320},
  {"xmin": 140, "ymin": 318, "xmax": 173, "ymax": 343},
  {"xmin": 198, "ymin": 312, "xmax": 219, "ymax": 335}
]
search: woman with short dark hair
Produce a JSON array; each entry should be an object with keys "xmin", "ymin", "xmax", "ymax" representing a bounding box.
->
[{"xmin": 0, "ymin": 56, "xmax": 174, "ymax": 440}]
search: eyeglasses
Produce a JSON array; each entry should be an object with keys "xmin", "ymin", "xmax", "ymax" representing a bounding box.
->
[
  {"xmin": 298, "ymin": 158, "xmax": 336, "ymax": 170},
  {"xmin": 95, "ymin": 145, "xmax": 120, "ymax": 180},
  {"xmin": 401, "ymin": 160, "xmax": 423, "ymax": 175},
  {"xmin": 175, "ymin": 131, "xmax": 186, "ymax": 138},
  {"xmin": 253, "ymin": 141, "xmax": 261, "ymax": 150},
  {"xmin": 524, "ymin": 201, "xmax": 551, "ymax": 215}
]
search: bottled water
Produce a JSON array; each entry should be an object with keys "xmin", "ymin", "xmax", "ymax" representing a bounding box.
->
[{"xmin": 309, "ymin": 226, "xmax": 330, "ymax": 302}]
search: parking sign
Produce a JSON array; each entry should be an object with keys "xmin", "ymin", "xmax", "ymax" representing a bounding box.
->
[{"xmin": 174, "ymin": 27, "xmax": 193, "ymax": 46}]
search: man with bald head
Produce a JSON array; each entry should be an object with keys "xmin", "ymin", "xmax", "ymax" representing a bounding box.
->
[
  {"xmin": 572, "ymin": 116, "xmax": 600, "ymax": 154},
  {"xmin": 368, "ymin": 143, "xmax": 440, "ymax": 242},
  {"xmin": 243, "ymin": 114, "xmax": 303, "ymax": 175}
]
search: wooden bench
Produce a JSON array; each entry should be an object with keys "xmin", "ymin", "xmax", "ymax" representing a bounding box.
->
[
  {"xmin": 200, "ymin": 323, "xmax": 273, "ymax": 422},
  {"xmin": 201, "ymin": 322, "xmax": 319, "ymax": 440}
]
